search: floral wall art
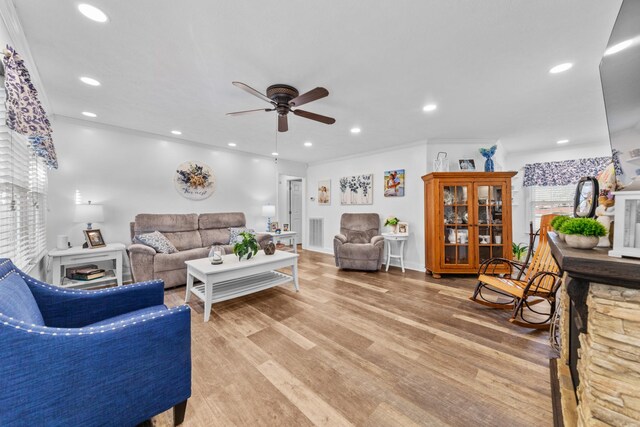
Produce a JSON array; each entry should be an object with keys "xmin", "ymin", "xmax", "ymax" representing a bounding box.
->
[
  {"xmin": 339, "ymin": 174, "xmax": 373, "ymax": 205},
  {"xmin": 174, "ymin": 161, "xmax": 215, "ymax": 200}
]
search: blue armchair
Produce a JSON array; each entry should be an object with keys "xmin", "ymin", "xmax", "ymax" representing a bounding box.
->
[{"xmin": 0, "ymin": 258, "xmax": 192, "ymax": 426}]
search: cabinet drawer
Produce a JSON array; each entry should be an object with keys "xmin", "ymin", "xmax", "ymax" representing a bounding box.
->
[{"xmin": 60, "ymin": 252, "xmax": 117, "ymax": 264}]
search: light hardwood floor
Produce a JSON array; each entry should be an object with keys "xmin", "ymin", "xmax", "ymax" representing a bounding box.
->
[{"xmin": 155, "ymin": 249, "xmax": 552, "ymax": 426}]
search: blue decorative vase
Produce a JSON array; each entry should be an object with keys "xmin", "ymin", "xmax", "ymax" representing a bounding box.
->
[{"xmin": 484, "ymin": 158, "xmax": 494, "ymax": 172}]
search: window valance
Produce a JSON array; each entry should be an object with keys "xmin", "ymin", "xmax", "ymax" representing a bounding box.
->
[{"xmin": 523, "ymin": 156, "xmax": 617, "ymax": 187}]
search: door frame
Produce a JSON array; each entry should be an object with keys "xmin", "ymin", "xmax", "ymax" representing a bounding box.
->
[{"xmin": 277, "ymin": 174, "xmax": 306, "ymax": 248}]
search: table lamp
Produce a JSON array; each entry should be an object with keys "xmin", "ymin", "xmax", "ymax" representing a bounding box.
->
[
  {"xmin": 261, "ymin": 204, "xmax": 275, "ymax": 232},
  {"xmin": 74, "ymin": 201, "xmax": 104, "ymax": 229}
]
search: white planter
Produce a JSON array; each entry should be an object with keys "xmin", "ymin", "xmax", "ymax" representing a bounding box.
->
[
  {"xmin": 565, "ymin": 234, "xmax": 599, "ymax": 250},
  {"xmin": 556, "ymin": 232, "xmax": 566, "ymax": 242}
]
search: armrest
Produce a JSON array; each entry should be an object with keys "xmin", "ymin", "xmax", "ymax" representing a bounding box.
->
[
  {"xmin": 0, "ymin": 306, "xmax": 191, "ymax": 425},
  {"xmin": 20, "ymin": 271, "xmax": 165, "ymax": 328},
  {"xmin": 477, "ymin": 257, "xmax": 526, "ymax": 279},
  {"xmin": 127, "ymin": 243, "xmax": 156, "ymax": 255},
  {"xmin": 127, "ymin": 243, "xmax": 156, "ymax": 282},
  {"xmin": 334, "ymin": 234, "xmax": 347, "ymax": 244},
  {"xmin": 370, "ymin": 235, "xmax": 384, "ymax": 246}
]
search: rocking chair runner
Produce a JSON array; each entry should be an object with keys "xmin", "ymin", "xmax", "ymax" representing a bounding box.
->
[{"xmin": 469, "ymin": 214, "xmax": 562, "ymax": 329}]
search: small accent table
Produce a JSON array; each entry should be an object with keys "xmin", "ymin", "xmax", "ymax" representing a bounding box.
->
[
  {"xmin": 48, "ymin": 243, "xmax": 125, "ymax": 288},
  {"xmin": 382, "ymin": 233, "xmax": 409, "ymax": 272},
  {"xmin": 265, "ymin": 231, "xmax": 298, "ymax": 253}
]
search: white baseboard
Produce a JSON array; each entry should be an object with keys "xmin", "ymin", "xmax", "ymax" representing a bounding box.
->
[{"xmin": 303, "ymin": 246, "xmax": 426, "ymax": 273}]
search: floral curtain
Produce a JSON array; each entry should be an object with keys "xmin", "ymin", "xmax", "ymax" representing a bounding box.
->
[
  {"xmin": 523, "ymin": 156, "xmax": 617, "ymax": 187},
  {"xmin": 2, "ymin": 45, "xmax": 57, "ymax": 168}
]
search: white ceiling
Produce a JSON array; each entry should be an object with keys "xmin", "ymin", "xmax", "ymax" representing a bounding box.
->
[{"xmin": 12, "ymin": 0, "xmax": 622, "ymax": 163}]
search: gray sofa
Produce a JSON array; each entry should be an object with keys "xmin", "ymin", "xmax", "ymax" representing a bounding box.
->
[
  {"xmin": 128, "ymin": 212, "xmax": 270, "ymax": 288},
  {"xmin": 333, "ymin": 213, "xmax": 384, "ymax": 271}
]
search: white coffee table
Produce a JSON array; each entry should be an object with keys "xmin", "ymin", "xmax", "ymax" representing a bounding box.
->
[{"xmin": 184, "ymin": 251, "xmax": 299, "ymax": 322}]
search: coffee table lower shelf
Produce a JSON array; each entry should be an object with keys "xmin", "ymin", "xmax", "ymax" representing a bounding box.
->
[{"xmin": 189, "ymin": 271, "xmax": 294, "ymax": 305}]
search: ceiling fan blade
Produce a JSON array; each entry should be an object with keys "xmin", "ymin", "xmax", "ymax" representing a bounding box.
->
[
  {"xmin": 226, "ymin": 108, "xmax": 274, "ymax": 116},
  {"xmin": 232, "ymin": 81, "xmax": 274, "ymax": 105},
  {"xmin": 289, "ymin": 87, "xmax": 329, "ymax": 107},
  {"xmin": 278, "ymin": 114, "xmax": 288, "ymax": 132},
  {"xmin": 293, "ymin": 109, "xmax": 336, "ymax": 125}
]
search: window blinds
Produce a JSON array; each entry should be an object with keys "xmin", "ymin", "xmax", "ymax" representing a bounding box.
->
[
  {"xmin": 527, "ymin": 185, "xmax": 574, "ymax": 229},
  {"xmin": 0, "ymin": 89, "xmax": 48, "ymax": 270}
]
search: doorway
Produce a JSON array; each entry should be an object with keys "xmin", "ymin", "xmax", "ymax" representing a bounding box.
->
[{"xmin": 288, "ymin": 179, "xmax": 303, "ymax": 242}]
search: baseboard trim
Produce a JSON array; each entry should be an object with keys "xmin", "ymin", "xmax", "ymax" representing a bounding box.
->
[{"xmin": 304, "ymin": 246, "xmax": 426, "ymax": 273}]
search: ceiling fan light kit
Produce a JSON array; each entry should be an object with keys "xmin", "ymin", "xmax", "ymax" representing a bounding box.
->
[{"xmin": 227, "ymin": 81, "xmax": 336, "ymax": 132}]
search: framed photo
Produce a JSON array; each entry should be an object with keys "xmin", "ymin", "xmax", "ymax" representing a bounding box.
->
[
  {"xmin": 83, "ymin": 229, "xmax": 106, "ymax": 248},
  {"xmin": 318, "ymin": 179, "xmax": 331, "ymax": 205},
  {"xmin": 270, "ymin": 221, "xmax": 279, "ymax": 232},
  {"xmin": 398, "ymin": 222, "xmax": 409, "ymax": 234},
  {"xmin": 283, "ymin": 224, "xmax": 289, "ymax": 231},
  {"xmin": 384, "ymin": 169, "xmax": 405, "ymax": 197},
  {"xmin": 458, "ymin": 159, "xmax": 476, "ymax": 171},
  {"xmin": 339, "ymin": 174, "xmax": 373, "ymax": 205}
]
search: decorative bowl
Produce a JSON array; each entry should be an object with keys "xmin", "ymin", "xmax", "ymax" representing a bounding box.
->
[{"xmin": 565, "ymin": 234, "xmax": 599, "ymax": 250}]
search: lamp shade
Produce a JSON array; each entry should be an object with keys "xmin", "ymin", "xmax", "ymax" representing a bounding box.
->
[
  {"xmin": 74, "ymin": 203, "xmax": 104, "ymax": 224},
  {"xmin": 261, "ymin": 205, "xmax": 275, "ymax": 217}
]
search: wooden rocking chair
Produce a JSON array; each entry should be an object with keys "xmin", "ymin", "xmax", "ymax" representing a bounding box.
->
[{"xmin": 469, "ymin": 214, "xmax": 563, "ymax": 329}]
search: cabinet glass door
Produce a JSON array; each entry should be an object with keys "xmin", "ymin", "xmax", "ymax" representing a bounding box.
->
[
  {"xmin": 442, "ymin": 184, "xmax": 472, "ymax": 268},
  {"xmin": 477, "ymin": 184, "xmax": 506, "ymax": 263}
]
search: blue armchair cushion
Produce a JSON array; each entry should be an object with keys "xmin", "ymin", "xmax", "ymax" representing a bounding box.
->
[
  {"xmin": 0, "ymin": 271, "xmax": 44, "ymax": 326},
  {"xmin": 88, "ymin": 304, "xmax": 167, "ymax": 327}
]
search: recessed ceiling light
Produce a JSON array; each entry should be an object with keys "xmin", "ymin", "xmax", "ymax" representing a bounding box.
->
[
  {"xmin": 228, "ymin": 142, "xmax": 237, "ymax": 147},
  {"xmin": 271, "ymin": 152, "xmax": 279, "ymax": 156},
  {"xmin": 171, "ymin": 130, "xmax": 182, "ymax": 135},
  {"xmin": 549, "ymin": 63, "xmax": 573, "ymax": 74},
  {"xmin": 304, "ymin": 141, "xmax": 313, "ymax": 147},
  {"xmin": 82, "ymin": 111, "xmax": 97, "ymax": 118},
  {"xmin": 350, "ymin": 127, "xmax": 361, "ymax": 134},
  {"xmin": 556, "ymin": 139, "xmax": 569, "ymax": 144},
  {"xmin": 80, "ymin": 76, "xmax": 101, "ymax": 86},
  {"xmin": 423, "ymin": 104, "xmax": 437, "ymax": 112},
  {"xmin": 78, "ymin": 4, "xmax": 108, "ymax": 23},
  {"xmin": 604, "ymin": 39, "xmax": 634, "ymax": 56}
]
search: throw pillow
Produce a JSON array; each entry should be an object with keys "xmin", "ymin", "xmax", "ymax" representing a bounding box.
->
[
  {"xmin": 229, "ymin": 227, "xmax": 256, "ymax": 244},
  {"xmin": 347, "ymin": 230, "xmax": 369, "ymax": 244},
  {"xmin": 134, "ymin": 231, "xmax": 178, "ymax": 254}
]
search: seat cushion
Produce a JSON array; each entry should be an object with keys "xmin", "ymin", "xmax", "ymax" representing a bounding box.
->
[
  {"xmin": 153, "ymin": 247, "xmax": 209, "ymax": 273},
  {"xmin": 88, "ymin": 304, "xmax": 167, "ymax": 327},
  {"xmin": 338, "ymin": 243, "xmax": 380, "ymax": 260},
  {"xmin": 0, "ymin": 272, "xmax": 44, "ymax": 325}
]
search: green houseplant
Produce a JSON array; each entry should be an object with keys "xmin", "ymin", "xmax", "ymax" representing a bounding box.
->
[
  {"xmin": 384, "ymin": 216, "xmax": 400, "ymax": 233},
  {"xmin": 558, "ymin": 218, "xmax": 606, "ymax": 250},
  {"xmin": 512, "ymin": 242, "xmax": 528, "ymax": 261},
  {"xmin": 550, "ymin": 215, "xmax": 571, "ymax": 241},
  {"xmin": 233, "ymin": 231, "xmax": 259, "ymax": 261}
]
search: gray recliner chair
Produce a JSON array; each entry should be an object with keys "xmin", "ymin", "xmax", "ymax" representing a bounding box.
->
[{"xmin": 334, "ymin": 213, "xmax": 384, "ymax": 271}]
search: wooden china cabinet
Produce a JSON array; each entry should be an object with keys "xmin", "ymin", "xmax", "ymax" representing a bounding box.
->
[{"xmin": 422, "ymin": 172, "xmax": 517, "ymax": 278}]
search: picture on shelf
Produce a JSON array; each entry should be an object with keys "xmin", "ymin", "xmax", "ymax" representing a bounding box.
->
[
  {"xmin": 398, "ymin": 222, "xmax": 409, "ymax": 234},
  {"xmin": 317, "ymin": 180, "xmax": 331, "ymax": 205},
  {"xmin": 270, "ymin": 221, "xmax": 279, "ymax": 232},
  {"xmin": 458, "ymin": 159, "xmax": 476, "ymax": 171},
  {"xmin": 339, "ymin": 174, "xmax": 373, "ymax": 205},
  {"xmin": 283, "ymin": 224, "xmax": 289, "ymax": 231},
  {"xmin": 83, "ymin": 229, "xmax": 106, "ymax": 248},
  {"xmin": 384, "ymin": 169, "xmax": 405, "ymax": 197}
]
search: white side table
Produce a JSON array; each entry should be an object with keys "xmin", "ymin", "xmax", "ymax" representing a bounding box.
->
[
  {"xmin": 48, "ymin": 243, "xmax": 125, "ymax": 288},
  {"xmin": 264, "ymin": 231, "xmax": 298, "ymax": 253},
  {"xmin": 382, "ymin": 233, "xmax": 409, "ymax": 272}
]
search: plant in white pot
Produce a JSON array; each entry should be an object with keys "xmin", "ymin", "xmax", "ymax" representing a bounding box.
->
[
  {"xmin": 550, "ymin": 215, "xmax": 570, "ymax": 241},
  {"xmin": 384, "ymin": 216, "xmax": 400, "ymax": 233},
  {"xmin": 559, "ymin": 218, "xmax": 607, "ymax": 250}
]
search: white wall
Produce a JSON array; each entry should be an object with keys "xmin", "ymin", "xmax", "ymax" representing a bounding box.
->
[
  {"xmin": 425, "ymin": 140, "xmax": 506, "ymax": 173},
  {"xmin": 506, "ymin": 142, "xmax": 612, "ymax": 245},
  {"xmin": 47, "ymin": 118, "xmax": 306, "ymax": 280}
]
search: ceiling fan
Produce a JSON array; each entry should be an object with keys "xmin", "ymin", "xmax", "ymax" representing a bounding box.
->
[{"xmin": 227, "ymin": 81, "xmax": 336, "ymax": 132}]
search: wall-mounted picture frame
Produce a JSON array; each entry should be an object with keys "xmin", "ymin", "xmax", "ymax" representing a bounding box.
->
[
  {"xmin": 318, "ymin": 179, "xmax": 331, "ymax": 205},
  {"xmin": 283, "ymin": 224, "xmax": 289, "ymax": 231},
  {"xmin": 398, "ymin": 222, "xmax": 409, "ymax": 234},
  {"xmin": 384, "ymin": 169, "xmax": 405, "ymax": 197},
  {"xmin": 83, "ymin": 229, "xmax": 106, "ymax": 248},
  {"xmin": 270, "ymin": 221, "xmax": 279, "ymax": 232},
  {"xmin": 458, "ymin": 159, "xmax": 476, "ymax": 171},
  {"xmin": 339, "ymin": 174, "xmax": 373, "ymax": 205}
]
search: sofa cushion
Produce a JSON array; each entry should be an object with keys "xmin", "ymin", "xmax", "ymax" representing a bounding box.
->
[
  {"xmin": 338, "ymin": 243, "xmax": 381, "ymax": 260},
  {"xmin": 163, "ymin": 230, "xmax": 202, "ymax": 251},
  {"xmin": 346, "ymin": 230, "xmax": 369, "ymax": 244},
  {"xmin": 200, "ymin": 228, "xmax": 231, "ymax": 247},
  {"xmin": 134, "ymin": 213, "xmax": 199, "ymax": 234},
  {"xmin": 135, "ymin": 231, "xmax": 178, "ymax": 254},
  {"xmin": 153, "ymin": 247, "xmax": 209, "ymax": 273},
  {"xmin": 88, "ymin": 304, "xmax": 167, "ymax": 327},
  {"xmin": 0, "ymin": 272, "xmax": 44, "ymax": 326},
  {"xmin": 199, "ymin": 212, "xmax": 246, "ymax": 229}
]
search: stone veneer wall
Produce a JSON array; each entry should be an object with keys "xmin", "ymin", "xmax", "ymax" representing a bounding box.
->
[{"xmin": 576, "ymin": 283, "xmax": 640, "ymax": 425}]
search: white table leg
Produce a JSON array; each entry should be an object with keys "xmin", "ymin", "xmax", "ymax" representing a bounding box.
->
[
  {"xmin": 185, "ymin": 271, "xmax": 193, "ymax": 303},
  {"xmin": 399, "ymin": 240, "xmax": 406, "ymax": 273},
  {"xmin": 292, "ymin": 262, "xmax": 300, "ymax": 291},
  {"xmin": 204, "ymin": 277, "xmax": 213, "ymax": 322},
  {"xmin": 115, "ymin": 250, "xmax": 123, "ymax": 286},
  {"xmin": 385, "ymin": 241, "xmax": 391, "ymax": 272},
  {"xmin": 293, "ymin": 236, "xmax": 297, "ymax": 254},
  {"xmin": 52, "ymin": 257, "xmax": 61, "ymax": 286}
]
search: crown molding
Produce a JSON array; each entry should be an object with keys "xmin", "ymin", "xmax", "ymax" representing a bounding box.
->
[{"xmin": 0, "ymin": 0, "xmax": 51, "ymax": 112}]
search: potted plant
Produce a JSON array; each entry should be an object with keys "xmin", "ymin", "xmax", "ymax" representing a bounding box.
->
[
  {"xmin": 558, "ymin": 218, "xmax": 607, "ymax": 250},
  {"xmin": 384, "ymin": 216, "xmax": 400, "ymax": 233},
  {"xmin": 550, "ymin": 215, "xmax": 571, "ymax": 241},
  {"xmin": 512, "ymin": 242, "xmax": 528, "ymax": 261},
  {"xmin": 233, "ymin": 231, "xmax": 259, "ymax": 261}
]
